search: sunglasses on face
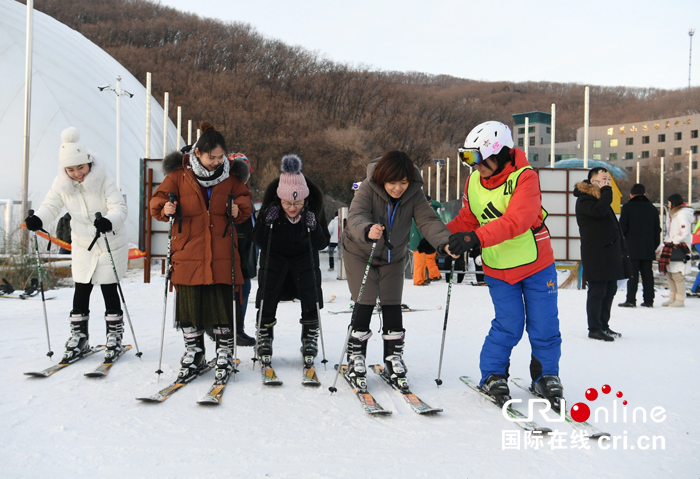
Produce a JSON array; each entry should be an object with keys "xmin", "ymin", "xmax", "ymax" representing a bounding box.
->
[{"xmin": 458, "ymin": 148, "xmax": 484, "ymax": 167}]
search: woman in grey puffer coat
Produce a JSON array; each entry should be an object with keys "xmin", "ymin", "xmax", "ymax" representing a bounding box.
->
[{"xmin": 342, "ymin": 150, "xmax": 452, "ymax": 391}]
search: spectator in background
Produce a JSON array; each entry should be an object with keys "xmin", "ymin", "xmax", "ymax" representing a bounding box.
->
[
  {"xmin": 574, "ymin": 167, "xmax": 626, "ymax": 341},
  {"xmin": 410, "ymin": 195, "xmax": 443, "ymax": 285},
  {"xmin": 327, "ymin": 213, "xmax": 339, "ymax": 271},
  {"xmin": 691, "ymin": 218, "xmax": 700, "ymax": 296},
  {"xmin": 658, "ymin": 193, "xmax": 694, "ymax": 307},
  {"xmin": 228, "ymin": 153, "xmax": 256, "ymax": 347},
  {"xmin": 56, "ymin": 212, "xmax": 72, "ymax": 254},
  {"xmin": 618, "ymin": 183, "xmax": 661, "ymax": 308}
]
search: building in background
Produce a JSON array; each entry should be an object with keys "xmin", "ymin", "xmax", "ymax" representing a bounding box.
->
[{"xmin": 512, "ymin": 111, "xmax": 700, "ymax": 194}]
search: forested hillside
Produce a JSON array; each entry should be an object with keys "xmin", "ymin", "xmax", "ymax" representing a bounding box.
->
[{"xmin": 23, "ymin": 0, "xmax": 700, "ymax": 200}]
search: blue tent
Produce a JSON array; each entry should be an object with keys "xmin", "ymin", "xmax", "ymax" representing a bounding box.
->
[{"xmin": 547, "ymin": 158, "xmax": 628, "ymax": 180}]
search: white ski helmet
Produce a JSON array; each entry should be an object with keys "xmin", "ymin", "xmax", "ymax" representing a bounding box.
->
[{"xmin": 459, "ymin": 121, "xmax": 514, "ymax": 166}]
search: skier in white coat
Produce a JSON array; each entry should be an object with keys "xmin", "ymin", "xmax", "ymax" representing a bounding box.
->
[{"xmin": 25, "ymin": 127, "xmax": 128, "ymax": 364}]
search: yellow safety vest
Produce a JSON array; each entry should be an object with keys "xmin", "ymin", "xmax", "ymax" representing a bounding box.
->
[{"xmin": 467, "ymin": 166, "xmax": 547, "ymax": 270}]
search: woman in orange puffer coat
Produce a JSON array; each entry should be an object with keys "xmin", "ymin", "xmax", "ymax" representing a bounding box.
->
[{"xmin": 150, "ymin": 122, "xmax": 252, "ymax": 382}]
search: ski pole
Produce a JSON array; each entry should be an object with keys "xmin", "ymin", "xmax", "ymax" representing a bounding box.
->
[
  {"xmin": 156, "ymin": 193, "xmax": 177, "ymax": 377},
  {"xmin": 329, "ymin": 240, "xmax": 377, "ymax": 394},
  {"xmin": 253, "ymin": 221, "xmax": 274, "ymax": 368},
  {"xmin": 93, "ymin": 212, "xmax": 143, "ymax": 358},
  {"xmin": 27, "ymin": 209, "xmax": 53, "ymax": 358},
  {"xmin": 435, "ymin": 257, "xmax": 456, "ymax": 386},
  {"xmin": 226, "ymin": 194, "xmax": 240, "ymax": 379},
  {"xmin": 306, "ymin": 223, "xmax": 328, "ymax": 369}
]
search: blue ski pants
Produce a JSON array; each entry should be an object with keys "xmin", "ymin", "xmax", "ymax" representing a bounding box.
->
[{"xmin": 479, "ymin": 263, "xmax": 562, "ymax": 384}]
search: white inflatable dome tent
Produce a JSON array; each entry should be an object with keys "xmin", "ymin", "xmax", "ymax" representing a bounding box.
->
[{"xmin": 0, "ymin": 1, "xmax": 182, "ymax": 245}]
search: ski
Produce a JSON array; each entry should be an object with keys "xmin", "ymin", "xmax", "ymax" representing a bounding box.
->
[
  {"xmin": 197, "ymin": 359, "xmax": 241, "ymax": 405},
  {"xmin": 510, "ymin": 377, "xmax": 610, "ymax": 439},
  {"xmin": 261, "ymin": 359, "xmax": 283, "ymax": 386},
  {"xmin": 1, "ymin": 294, "xmax": 57, "ymax": 300},
  {"xmin": 24, "ymin": 345, "xmax": 107, "ymax": 377},
  {"xmin": 370, "ymin": 364, "xmax": 442, "ymax": 414},
  {"xmin": 84, "ymin": 345, "xmax": 132, "ymax": 377},
  {"xmin": 460, "ymin": 376, "xmax": 551, "ymax": 433},
  {"xmin": 335, "ymin": 364, "xmax": 391, "ymax": 415},
  {"xmin": 302, "ymin": 364, "xmax": 320, "ymax": 386},
  {"xmin": 327, "ymin": 306, "xmax": 442, "ymax": 315},
  {"xmin": 136, "ymin": 359, "xmax": 216, "ymax": 402}
]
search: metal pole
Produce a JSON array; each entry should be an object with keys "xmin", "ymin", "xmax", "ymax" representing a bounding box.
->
[
  {"xmin": 636, "ymin": 161, "xmax": 640, "ymax": 183},
  {"xmin": 436, "ymin": 162, "xmax": 441, "ymax": 203},
  {"xmin": 145, "ymin": 72, "xmax": 151, "ymax": 158},
  {"xmin": 163, "ymin": 92, "xmax": 169, "ymax": 157},
  {"xmin": 690, "ymin": 29, "xmax": 695, "ymax": 90},
  {"xmin": 584, "ymin": 86, "xmax": 590, "ymax": 168},
  {"xmin": 115, "ymin": 75, "xmax": 122, "ymax": 190},
  {"xmin": 660, "ymin": 156, "xmax": 665, "ymax": 235},
  {"xmin": 176, "ymin": 107, "xmax": 182, "ymax": 151},
  {"xmin": 21, "ymin": 0, "xmax": 35, "ymax": 246},
  {"xmin": 689, "ymin": 150, "xmax": 693, "ymax": 203},
  {"xmin": 187, "ymin": 120, "xmax": 192, "ymax": 145},
  {"xmin": 337, "ymin": 206, "xmax": 348, "ymax": 280},
  {"xmin": 550, "ymin": 103, "xmax": 556, "ymax": 168},
  {"xmin": 456, "ymin": 156, "xmax": 461, "ymax": 200},
  {"xmin": 445, "ymin": 157, "xmax": 450, "ymax": 202},
  {"xmin": 428, "ymin": 166, "xmax": 431, "ymax": 197},
  {"xmin": 524, "ymin": 116, "xmax": 529, "ymax": 160}
]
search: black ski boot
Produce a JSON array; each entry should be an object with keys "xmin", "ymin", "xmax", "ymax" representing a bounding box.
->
[
  {"xmin": 104, "ymin": 312, "xmax": 124, "ymax": 362},
  {"xmin": 300, "ymin": 321, "xmax": 319, "ymax": 367},
  {"xmin": 236, "ymin": 313, "xmax": 255, "ymax": 347},
  {"xmin": 61, "ymin": 312, "xmax": 90, "ymax": 364},
  {"xmin": 178, "ymin": 327, "xmax": 206, "ymax": 380},
  {"xmin": 214, "ymin": 327, "xmax": 236, "ymax": 382},
  {"xmin": 346, "ymin": 329, "xmax": 371, "ymax": 392},
  {"xmin": 481, "ymin": 374, "xmax": 511, "ymax": 406},
  {"xmin": 532, "ymin": 375, "xmax": 564, "ymax": 411},
  {"xmin": 383, "ymin": 329, "xmax": 409, "ymax": 391},
  {"xmin": 256, "ymin": 321, "xmax": 275, "ymax": 366}
]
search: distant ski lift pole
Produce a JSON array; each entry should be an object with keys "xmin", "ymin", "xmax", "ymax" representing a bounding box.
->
[{"xmin": 98, "ymin": 75, "xmax": 134, "ymax": 191}]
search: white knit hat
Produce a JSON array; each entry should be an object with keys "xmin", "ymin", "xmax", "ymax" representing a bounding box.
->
[{"xmin": 59, "ymin": 127, "xmax": 91, "ymax": 168}]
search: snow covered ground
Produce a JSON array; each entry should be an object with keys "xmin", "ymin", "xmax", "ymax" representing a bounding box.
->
[{"xmin": 1, "ymin": 264, "xmax": 698, "ymax": 478}]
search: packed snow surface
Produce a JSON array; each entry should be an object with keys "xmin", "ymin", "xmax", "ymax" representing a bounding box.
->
[{"xmin": 1, "ymin": 266, "xmax": 698, "ymax": 478}]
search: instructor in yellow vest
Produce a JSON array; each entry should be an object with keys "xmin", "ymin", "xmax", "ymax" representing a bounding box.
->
[{"xmin": 446, "ymin": 121, "xmax": 563, "ymax": 408}]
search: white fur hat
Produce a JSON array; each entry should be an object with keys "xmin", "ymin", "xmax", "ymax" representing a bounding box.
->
[{"xmin": 59, "ymin": 127, "xmax": 91, "ymax": 168}]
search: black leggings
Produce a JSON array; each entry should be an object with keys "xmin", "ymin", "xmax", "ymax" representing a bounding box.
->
[
  {"xmin": 72, "ymin": 282, "xmax": 121, "ymax": 316},
  {"xmin": 352, "ymin": 303, "xmax": 403, "ymax": 334}
]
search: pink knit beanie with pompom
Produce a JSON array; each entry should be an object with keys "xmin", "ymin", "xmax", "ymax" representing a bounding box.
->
[{"xmin": 277, "ymin": 154, "xmax": 309, "ymax": 201}]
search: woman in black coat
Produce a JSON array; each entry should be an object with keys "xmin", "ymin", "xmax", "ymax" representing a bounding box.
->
[
  {"xmin": 252, "ymin": 155, "xmax": 330, "ymax": 370},
  {"xmin": 573, "ymin": 167, "xmax": 626, "ymax": 341}
]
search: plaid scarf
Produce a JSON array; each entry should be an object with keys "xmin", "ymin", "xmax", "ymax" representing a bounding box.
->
[
  {"xmin": 658, "ymin": 242, "xmax": 690, "ymax": 274},
  {"xmin": 188, "ymin": 152, "xmax": 230, "ymax": 187}
]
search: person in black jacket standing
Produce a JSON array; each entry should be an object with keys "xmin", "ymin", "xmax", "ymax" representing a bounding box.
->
[
  {"xmin": 574, "ymin": 167, "xmax": 626, "ymax": 342},
  {"xmin": 617, "ymin": 183, "xmax": 661, "ymax": 308},
  {"xmin": 229, "ymin": 153, "xmax": 257, "ymax": 346},
  {"xmin": 252, "ymin": 155, "xmax": 330, "ymax": 369}
]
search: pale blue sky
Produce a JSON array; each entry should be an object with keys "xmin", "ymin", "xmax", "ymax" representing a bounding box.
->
[{"xmin": 158, "ymin": 0, "xmax": 698, "ymax": 91}]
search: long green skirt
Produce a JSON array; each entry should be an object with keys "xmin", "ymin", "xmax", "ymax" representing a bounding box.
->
[{"xmin": 175, "ymin": 284, "xmax": 233, "ymax": 338}]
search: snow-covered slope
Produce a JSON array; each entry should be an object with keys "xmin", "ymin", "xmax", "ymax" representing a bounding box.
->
[{"xmin": 1, "ymin": 268, "xmax": 698, "ymax": 478}]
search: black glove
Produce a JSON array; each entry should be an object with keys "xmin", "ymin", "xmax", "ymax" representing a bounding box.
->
[
  {"xmin": 305, "ymin": 210, "xmax": 317, "ymax": 230},
  {"xmin": 417, "ymin": 238, "xmax": 436, "ymax": 254},
  {"xmin": 25, "ymin": 215, "xmax": 43, "ymax": 232},
  {"xmin": 94, "ymin": 216, "xmax": 112, "ymax": 233},
  {"xmin": 448, "ymin": 231, "xmax": 480, "ymax": 256},
  {"xmin": 265, "ymin": 205, "xmax": 280, "ymax": 225}
]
